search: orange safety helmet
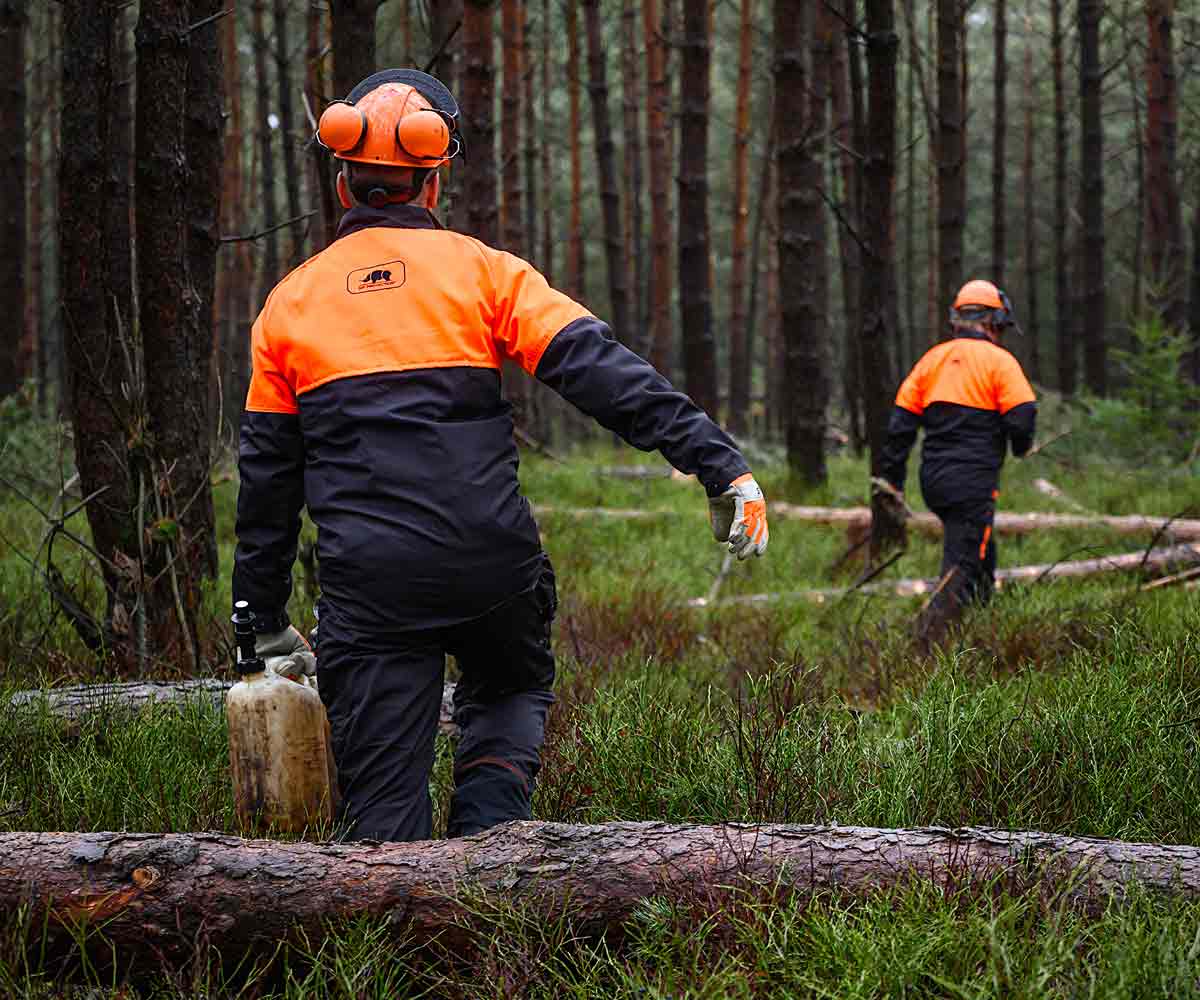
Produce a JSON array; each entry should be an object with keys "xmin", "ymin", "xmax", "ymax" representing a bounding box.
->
[
  {"xmin": 951, "ymin": 279, "xmax": 1021, "ymax": 335},
  {"xmin": 317, "ymin": 68, "xmax": 461, "ymax": 169}
]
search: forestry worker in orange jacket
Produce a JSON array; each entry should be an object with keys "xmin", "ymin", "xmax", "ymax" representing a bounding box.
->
[
  {"xmin": 879, "ymin": 280, "xmax": 1037, "ymax": 638},
  {"xmin": 231, "ymin": 70, "xmax": 769, "ymax": 843}
]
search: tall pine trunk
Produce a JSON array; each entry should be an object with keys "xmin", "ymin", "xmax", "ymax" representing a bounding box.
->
[
  {"xmin": 1144, "ymin": 0, "xmax": 1184, "ymax": 334},
  {"xmin": 540, "ymin": 0, "xmax": 554, "ymax": 280},
  {"xmin": 992, "ymin": 0, "xmax": 1006, "ymax": 283},
  {"xmin": 643, "ymin": 0, "xmax": 673, "ymax": 372},
  {"xmin": 500, "ymin": 0, "xmax": 524, "ymax": 254},
  {"xmin": 463, "ymin": 0, "xmax": 498, "ymax": 246},
  {"xmin": 728, "ymin": 0, "xmax": 754, "ymax": 436},
  {"xmin": 583, "ymin": 0, "xmax": 631, "ymax": 342},
  {"xmin": 1021, "ymin": 0, "xmax": 1039, "ymax": 382},
  {"xmin": 677, "ymin": 0, "xmax": 717, "ymax": 416},
  {"xmin": 307, "ymin": 2, "xmax": 336, "ymax": 251},
  {"xmin": 1051, "ymin": 0, "xmax": 1072, "ymax": 393},
  {"xmin": 565, "ymin": 0, "xmax": 584, "ymax": 300},
  {"xmin": 935, "ymin": 0, "xmax": 963, "ymax": 321},
  {"xmin": 330, "ymin": 0, "xmax": 377, "ymax": 98},
  {"xmin": 137, "ymin": 0, "xmax": 216, "ymax": 665},
  {"xmin": 621, "ymin": 0, "xmax": 646, "ymax": 353},
  {"xmin": 274, "ymin": 0, "xmax": 303, "ymax": 261},
  {"xmin": 1078, "ymin": 0, "xmax": 1106, "ymax": 395},
  {"xmin": 0, "ymin": 0, "xmax": 26, "ymax": 396},
  {"xmin": 251, "ymin": 0, "xmax": 279, "ymax": 290}
]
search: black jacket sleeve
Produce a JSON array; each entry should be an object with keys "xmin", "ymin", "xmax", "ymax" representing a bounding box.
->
[
  {"xmin": 1002, "ymin": 400, "xmax": 1037, "ymax": 457},
  {"xmin": 232, "ymin": 411, "xmax": 306, "ymax": 628},
  {"xmin": 878, "ymin": 405, "xmax": 922, "ymax": 492},
  {"xmin": 535, "ymin": 317, "xmax": 750, "ymax": 496}
]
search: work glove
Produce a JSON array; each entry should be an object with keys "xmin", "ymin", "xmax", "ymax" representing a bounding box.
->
[
  {"xmin": 709, "ymin": 473, "xmax": 769, "ymax": 560},
  {"xmin": 256, "ymin": 625, "xmax": 317, "ymax": 682}
]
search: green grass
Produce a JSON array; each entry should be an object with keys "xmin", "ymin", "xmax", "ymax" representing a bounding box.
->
[{"xmin": 1, "ymin": 415, "xmax": 1199, "ymax": 996}]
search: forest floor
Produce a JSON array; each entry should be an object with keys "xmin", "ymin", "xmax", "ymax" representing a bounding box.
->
[{"xmin": 0, "ymin": 403, "xmax": 1198, "ymax": 997}]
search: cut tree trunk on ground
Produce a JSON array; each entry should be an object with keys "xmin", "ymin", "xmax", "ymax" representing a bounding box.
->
[
  {"xmin": 690, "ymin": 545, "xmax": 1200, "ymax": 607},
  {"xmin": 2, "ymin": 822, "xmax": 1198, "ymax": 964},
  {"xmin": 7, "ymin": 681, "xmax": 458, "ymax": 733}
]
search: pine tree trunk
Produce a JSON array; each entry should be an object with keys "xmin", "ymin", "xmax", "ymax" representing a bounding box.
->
[
  {"xmin": 643, "ymin": 0, "xmax": 673, "ymax": 372},
  {"xmin": 779, "ymin": 0, "xmax": 830, "ymax": 487},
  {"xmin": 252, "ymin": 0, "xmax": 279, "ymax": 291},
  {"xmin": 744, "ymin": 116, "xmax": 774, "ymax": 439},
  {"xmin": 307, "ymin": 1, "xmax": 337, "ymax": 252},
  {"xmin": 677, "ymin": 0, "xmax": 717, "ymax": 416},
  {"xmin": 935, "ymin": 0, "xmax": 963, "ymax": 322},
  {"xmin": 0, "ymin": 0, "xmax": 26, "ymax": 397},
  {"xmin": 25, "ymin": 2, "xmax": 41, "ymax": 406},
  {"xmin": 840, "ymin": 0, "xmax": 867, "ymax": 449},
  {"xmin": 540, "ymin": 0, "xmax": 554, "ymax": 281},
  {"xmin": 523, "ymin": 1, "xmax": 538, "ymax": 263},
  {"xmin": 1128, "ymin": 50, "xmax": 1144, "ymax": 329},
  {"xmin": 621, "ymin": 0, "xmax": 646, "ymax": 355},
  {"xmin": 728, "ymin": 0, "xmax": 754, "ymax": 437},
  {"xmin": 137, "ymin": 0, "xmax": 216, "ymax": 666},
  {"xmin": 1144, "ymin": 0, "xmax": 1185, "ymax": 334},
  {"xmin": 429, "ymin": 0, "xmax": 464, "ymax": 226},
  {"xmin": 463, "ymin": 0, "xmax": 498, "ymax": 246},
  {"xmin": 329, "ymin": 0, "xmax": 377, "ymax": 98},
  {"xmin": 862, "ymin": 0, "xmax": 899, "ymax": 554},
  {"xmin": 1051, "ymin": 0, "xmax": 1072, "ymax": 393},
  {"xmin": 1021, "ymin": 0, "xmax": 1040, "ymax": 382},
  {"xmin": 188, "ymin": 0, "xmax": 224, "ymax": 465},
  {"xmin": 565, "ymin": 0, "xmax": 584, "ymax": 300},
  {"xmin": 992, "ymin": 0, "xmax": 1006, "ymax": 284},
  {"xmin": 583, "ymin": 0, "xmax": 631, "ymax": 343},
  {"xmin": 274, "ymin": 0, "xmax": 304, "ymax": 262},
  {"xmin": 1078, "ymin": 0, "xmax": 1106, "ymax": 395},
  {"xmin": 500, "ymin": 0, "xmax": 523, "ymax": 254}
]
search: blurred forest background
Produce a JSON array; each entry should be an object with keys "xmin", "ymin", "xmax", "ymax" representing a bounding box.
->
[{"xmin": 0, "ymin": 0, "xmax": 1197, "ymax": 669}]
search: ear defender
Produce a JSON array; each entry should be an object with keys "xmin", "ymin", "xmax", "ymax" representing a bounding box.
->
[
  {"xmin": 395, "ymin": 109, "xmax": 451, "ymax": 161},
  {"xmin": 318, "ymin": 102, "xmax": 367, "ymax": 153}
]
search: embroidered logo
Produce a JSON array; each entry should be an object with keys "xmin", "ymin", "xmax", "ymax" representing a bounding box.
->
[{"xmin": 347, "ymin": 260, "xmax": 406, "ymax": 294}]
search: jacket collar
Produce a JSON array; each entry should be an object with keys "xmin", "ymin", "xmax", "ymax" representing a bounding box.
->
[{"xmin": 335, "ymin": 203, "xmax": 445, "ymax": 242}]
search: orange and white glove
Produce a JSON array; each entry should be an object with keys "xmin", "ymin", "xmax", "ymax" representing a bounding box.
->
[
  {"xmin": 709, "ymin": 473, "xmax": 769, "ymax": 560},
  {"xmin": 255, "ymin": 625, "xmax": 317, "ymax": 682}
]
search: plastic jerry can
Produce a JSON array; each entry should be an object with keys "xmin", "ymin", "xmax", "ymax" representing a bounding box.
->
[{"xmin": 226, "ymin": 602, "xmax": 339, "ymax": 834}]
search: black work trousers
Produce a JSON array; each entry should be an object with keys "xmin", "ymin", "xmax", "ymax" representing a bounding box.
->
[
  {"xmin": 315, "ymin": 559, "xmax": 557, "ymax": 842},
  {"xmin": 917, "ymin": 496, "xmax": 996, "ymax": 643}
]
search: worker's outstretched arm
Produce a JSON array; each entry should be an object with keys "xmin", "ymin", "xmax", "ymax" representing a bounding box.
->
[
  {"xmin": 878, "ymin": 362, "xmax": 926, "ymax": 493},
  {"xmin": 993, "ymin": 353, "xmax": 1038, "ymax": 457},
  {"xmin": 232, "ymin": 312, "xmax": 307, "ymax": 632}
]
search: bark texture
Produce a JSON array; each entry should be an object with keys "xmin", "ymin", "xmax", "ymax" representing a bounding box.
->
[
  {"xmin": 727, "ymin": 0, "xmax": 754, "ymax": 435},
  {"xmin": 1021, "ymin": 0, "xmax": 1039, "ymax": 382},
  {"xmin": 1078, "ymin": 0, "xmax": 1106, "ymax": 395},
  {"xmin": 274, "ymin": 0, "xmax": 303, "ymax": 261},
  {"xmin": 643, "ymin": 0, "xmax": 673, "ymax": 372},
  {"xmin": 0, "ymin": 0, "xmax": 25, "ymax": 397},
  {"xmin": 1051, "ymin": 0, "xmax": 1072, "ymax": 393},
  {"xmin": 677, "ymin": 0, "xmax": 718, "ymax": 416},
  {"xmin": 935, "ymin": 0, "xmax": 964, "ymax": 323},
  {"xmin": 3, "ymin": 823, "xmax": 1199, "ymax": 965},
  {"xmin": 462, "ymin": 0, "xmax": 498, "ymax": 246},
  {"xmin": 991, "ymin": 0, "xmax": 1006, "ymax": 284},
  {"xmin": 329, "ymin": 0, "xmax": 377, "ymax": 99},
  {"xmin": 251, "ymin": 0, "xmax": 279, "ymax": 289},
  {"xmin": 500, "ymin": 0, "xmax": 524, "ymax": 254}
]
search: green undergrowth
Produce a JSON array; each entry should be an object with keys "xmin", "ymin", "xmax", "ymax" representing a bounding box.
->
[{"xmin": 1, "ymin": 424, "xmax": 1199, "ymax": 995}]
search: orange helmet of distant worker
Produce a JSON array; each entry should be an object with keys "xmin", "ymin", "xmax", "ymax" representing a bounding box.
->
[
  {"xmin": 316, "ymin": 68, "xmax": 461, "ymax": 170},
  {"xmin": 951, "ymin": 279, "xmax": 1022, "ymax": 336}
]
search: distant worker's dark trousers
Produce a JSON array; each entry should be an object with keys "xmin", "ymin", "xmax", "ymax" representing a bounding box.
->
[
  {"xmin": 917, "ymin": 495, "xmax": 996, "ymax": 643},
  {"xmin": 316, "ymin": 561, "xmax": 557, "ymax": 842}
]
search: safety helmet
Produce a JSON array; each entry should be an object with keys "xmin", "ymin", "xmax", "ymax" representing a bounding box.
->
[
  {"xmin": 316, "ymin": 69, "xmax": 462, "ymax": 169},
  {"xmin": 950, "ymin": 279, "xmax": 1022, "ymax": 336}
]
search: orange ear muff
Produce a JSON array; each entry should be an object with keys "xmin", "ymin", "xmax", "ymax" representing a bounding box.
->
[
  {"xmin": 318, "ymin": 102, "xmax": 367, "ymax": 153},
  {"xmin": 396, "ymin": 109, "xmax": 450, "ymax": 160},
  {"xmin": 335, "ymin": 171, "xmax": 352, "ymax": 209}
]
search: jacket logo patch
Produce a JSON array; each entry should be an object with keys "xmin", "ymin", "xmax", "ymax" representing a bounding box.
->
[{"xmin": 347, "ymin": 260, "xmax": 406, "ymax": 294}]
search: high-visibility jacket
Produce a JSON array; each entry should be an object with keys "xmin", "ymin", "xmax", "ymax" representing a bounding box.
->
[
  {"xmin": 233, "ymin": 204, "xmax": 749, "ymax": 634},
  {"xmin": 879, "ymin": 330, "xmax": 1037, "ymax": 507}
]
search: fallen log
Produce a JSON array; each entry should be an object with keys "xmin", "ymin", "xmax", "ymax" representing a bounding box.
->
[
  {"xmin": 534, "ymin": 503, "xmax": 1200, "ymax": 541},
  {"xmin": 690, "ymin": 544, "xmax": 1200, "ymax": 607},
  {"xmin": 7, "ymin": 680, "xmax": 458, "ymax": 734},
  {"xmin": 1, "ymin": 822, "xmax": 1197, "ymax": 964}
]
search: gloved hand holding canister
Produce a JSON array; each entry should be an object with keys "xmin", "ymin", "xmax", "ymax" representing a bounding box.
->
[
  {"xmin": 255, "ymin": 624, "xmax": 317, "ymax": 682},
  {"xmin": 709, "ymin": 473, "xmax": 769, "ymax": 560}
]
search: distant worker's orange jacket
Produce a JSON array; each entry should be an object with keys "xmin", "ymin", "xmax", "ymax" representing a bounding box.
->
[{"xmin": 233, "ymin": 204, "xmax": 749, "ymax": 635}]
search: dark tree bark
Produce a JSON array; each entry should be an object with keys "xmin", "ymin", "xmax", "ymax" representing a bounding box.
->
[
  {"xmin": 1021, "ymin": 0, "xmax": 1039, "ymax": 383},
  {"xmin": 429, "ymin": 0, "xmax": 464, "ymax": 228},
  {"xmin": 0, "ymin": 0, "xmax": 26, "ymax": 397},
  {"xmin": 643, "ymin": 0, "xmax": 673, "ymax": 372},
  {"xmin": 935, "ymin": 0, "xmax": 964, "ymax": 325},
  {"xmin": 992, "ymin": 0, "xmax": 1006, "ymax": 284},
  {"xmin": 677, "ymin": 0, "xmax": 718, "ymax": 416},
  {"xmin": 728, "ymin": 0, "xmax": 754, "ymax": 437},
  {"xmin": 1144, "ymin": 0, "xmax": 1184, "ymax": 334},
  {"xmin": 1189, "ymin": 175, "xmax": 1200, "ymax": 384},
  {"xmin": 862, "ymin": 0, "xmax": 900, "ymax": 555},
  {"xmin": 621, "ymin": 0, "xmax": 646, "ymax": 353},
  {"xmin": 540, "ymin": 0, "xmax": 554, "ymax": 280},
  {"xmin": 1051, "ymin": 0, "xmax": 1072, "ymax": 393},
  {"xmin": 252, "ymin": 0, "xmax": 279, "ymax": 291},
  {"xmin": 274, "ymin": 0, "xmax": 304, "ymax": 261},
  {"xmin": 137, "ymin": 0, "xmax": 216, "ymax": 664},
  {"xmin": 462, "ymin": 0, "xmax": 498, "ymax": 246},
  {"xmin": 105, "ymin": 1, "xmax": 133, "ymax": 393},
  {"xmin": 523, "ymin": 1, "xmax": 538, "ymax": 264},
  {"xmin": 329, "ymin": 0, "xmax": 377, "ymax": 98},
  {"xmin": 500, "ymin": 0, "xmax": 524, "ymax": 254},
  {"xmin": 840, "ymin": 0, "xmax": 867, "ymax": 450},
  {"xmin": 565, "ymin": 0, "xmax": 584, "ymax": 300},
  {"xmin": 778, "ymin": 0, "xmax": 829, "ymax": 486},
  {"xmin": 744, "ymin": 118, "xmax": 774, "ymax": 439},
  {"xmin": 1078, "ymin": 0, "xmax": 1106, "ymax": 395},
  {"xmin": 307, "ymin": 1, "xmax": 337, "ymax": 252},
  {"xmin": 188, "ymin": 0, "xmax": 224, "ymax": 459},
  {"xmin": 25, "ymin": 2, "xmax": 42, "ymax": 405},
  {"xmin": 5, "ymin": 823, "xmax": 1200, "ymax": 970},
  {"xmin": 583, "ymin": 0, "xmax": 631, "ymax": 344},
  {"xmin": 60, "ymin": 0, "xmax": 140, "ymax": 662}
]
